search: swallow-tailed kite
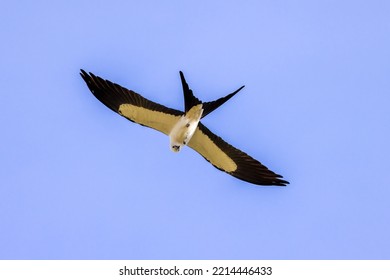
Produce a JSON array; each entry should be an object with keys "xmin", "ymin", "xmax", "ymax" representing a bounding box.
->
[{"xmin": 80, "ymin": 70, "xmax": 289, "ymax": 186}]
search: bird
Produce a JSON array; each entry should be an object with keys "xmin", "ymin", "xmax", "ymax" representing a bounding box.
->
[{"xmin": 80, "ymin": 69, "xmax": 289, "ymax": 186}]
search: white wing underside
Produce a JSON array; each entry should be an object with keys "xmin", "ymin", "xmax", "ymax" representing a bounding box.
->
[
  {"xmin": 188, "ymin": 127, "xmax": 237, "ymax": 173},
  {"xmin": 118, "ymin": 104, "xmax": 180, "ymax": 135},
  {"xmin": 119, "ymin": 103, "xmax": 237, "ymax": 172}
]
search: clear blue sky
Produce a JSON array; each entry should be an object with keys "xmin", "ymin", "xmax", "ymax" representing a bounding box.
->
[{"xmin": 1, "ymin": 0, "xmax": 389, "ymax": 259}]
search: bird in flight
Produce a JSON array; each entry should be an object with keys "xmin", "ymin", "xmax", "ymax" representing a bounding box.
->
[{"xmin": 80, "ymin": 70, "xmax": 289, "ymax": 186}]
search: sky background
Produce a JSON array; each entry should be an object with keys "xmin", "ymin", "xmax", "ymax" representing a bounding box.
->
[{"xmin": 1, "ymin": 0, "xmax": 389, "ymax": 259}]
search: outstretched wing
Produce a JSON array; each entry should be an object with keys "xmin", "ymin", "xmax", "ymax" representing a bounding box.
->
[
  {"xmin": 187, "ymin": 123, "xmax": 289, "ymax": 186},
  {"xmin": 80, "ymin": 70, "xmax": 183, "ymax": 135}
]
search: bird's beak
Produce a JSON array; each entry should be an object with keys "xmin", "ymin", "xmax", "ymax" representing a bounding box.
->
[{"xmin": 171, "ymin": 145, "xmax": 181, "ymax": 152}]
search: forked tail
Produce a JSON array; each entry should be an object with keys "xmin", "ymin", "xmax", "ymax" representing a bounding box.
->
[{"xmin": 180, "ymin": 71, "xmax": 244, "ymax": 118}]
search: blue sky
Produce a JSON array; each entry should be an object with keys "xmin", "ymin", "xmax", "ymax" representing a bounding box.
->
[{"xmin": 1, "ymin": 0, "xmax": 389, "ymax": 259}]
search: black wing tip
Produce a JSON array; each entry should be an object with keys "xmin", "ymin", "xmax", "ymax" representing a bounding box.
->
[
  {"xmin": 230, "ymin": 156, "xmax": 290, "ymax": 187},
  {"xmin": 273, "ymin": 173, "xmax": 290, "ymax": 186},
  {"xmin": 79, "ymin": 69, "xmax": 92, "ymax": 87},
  {"xmin": 79, "ymin": 69, "xmax": 87, "ymax": 79},
  {"xmin": 79, "ymin": 69, "xmax": 123, "ymax": 112},
  {"xmin": 80, "ymin": 68, "xmax": 90, "ymax": 76},
  {"xmin": 253, "ymin": 170, "xmax": 290, "ymax": 186},
  {"xmin": 79, "ymin": 69, "xmax": 99, "ymax": 90},
  {"xmin": 80, "ymin": 69, "xmax": 100, "ymax": 80},
  {"xmin": 244, "ymin": 175, "xmax": 289, "ymax": 187},
  {"xmin": 273, "ymin": 178, "xmax": 290, "ymax": 187},
  {"xmin": 80, "ymin": 69, "xmax": 95, "ymax": 83}
]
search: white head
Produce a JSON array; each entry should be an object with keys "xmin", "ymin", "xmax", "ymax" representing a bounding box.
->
[{"xmin": 170, "ymin": 141, "xmax": 182, "ymax": 152}]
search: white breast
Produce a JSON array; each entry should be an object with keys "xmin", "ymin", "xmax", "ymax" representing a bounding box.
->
[{"xmin": 169, "ymin": 104, "xmax": 203, "ymax": 152}]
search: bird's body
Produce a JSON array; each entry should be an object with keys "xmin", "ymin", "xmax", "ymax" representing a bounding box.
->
[
  {"xmin": 169, "ymin": 104, "xmax": 204, "ymax": 152},
  {"xmin": 80, "ymin": 70, "xmax": 289, "ymax": 186}
]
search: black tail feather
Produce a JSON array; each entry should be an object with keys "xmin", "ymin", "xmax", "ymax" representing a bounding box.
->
[
  {"xmin": 179, "ymin": 71, "xmax": 244, "ymax": 118},
  {"xmin": 180, "ymin": 71, "xmax": 202, "ymax": 112},
  {"xmin": 201, "ymin": 85, "xmax": 244, "ymax": 118}
]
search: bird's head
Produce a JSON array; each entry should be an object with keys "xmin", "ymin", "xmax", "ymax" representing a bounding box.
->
[{"xmin": 170, "ymin": 143, "xmax": 182, "ymax": 152}]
